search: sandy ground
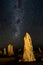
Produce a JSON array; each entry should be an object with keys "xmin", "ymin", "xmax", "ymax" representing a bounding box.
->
[
  {"xmin": 0, "ymin": 57, "xmax": 15, "ymax": 63},
  {"xmin": 0, "ymin": 57, "xmax": 43, "ymax": 65}
]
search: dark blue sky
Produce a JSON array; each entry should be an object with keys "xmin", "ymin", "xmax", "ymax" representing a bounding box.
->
[{"xmin": 0, "ymin": 0, "xmax": 43, "ymax": 49}]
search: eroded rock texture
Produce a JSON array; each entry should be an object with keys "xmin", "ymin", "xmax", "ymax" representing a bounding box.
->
[{"xmin": 23, "ymin": 32, "xmax": 36, "ymax": 62}]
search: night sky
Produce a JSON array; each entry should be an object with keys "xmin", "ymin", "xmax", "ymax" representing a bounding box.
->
[{"xmin": 0, "ymin": 0, "xmax": 43, "ymax": 49}]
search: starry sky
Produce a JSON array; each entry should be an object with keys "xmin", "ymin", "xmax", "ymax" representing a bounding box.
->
[{"xmin": 0, "ymin": 0, "xmax": 43, "ymax": 49}]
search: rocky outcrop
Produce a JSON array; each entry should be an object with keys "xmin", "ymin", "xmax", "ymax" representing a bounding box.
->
[{"xmin": 23, "ymin": 32, "xmax": 36, "ymax": 62}]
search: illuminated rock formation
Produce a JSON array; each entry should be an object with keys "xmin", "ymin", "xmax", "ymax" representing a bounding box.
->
[
  {"xmin": 0, "ymin": 50, "xmax": 2, "ymax": 55},
  {"xmin": 23, "ymin": 32, "xmax": 36, "ymax": 62},
  {"xmin": 38, "ymin": 47, "xmax": 42, "ymax": 53},
  {"xmin": 8, "ymin": 44, "xmax": 14, "ymax": 56},
  {"xmin": 4, "ymin": 48, "xmax": 6, "ymax": 55}
]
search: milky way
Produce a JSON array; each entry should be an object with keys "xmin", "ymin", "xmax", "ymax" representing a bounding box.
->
[
  {"xmin": 0, "ymin": 0, "xmax": 25, "ymax": 48},
  {"xmin": 0, "ymin": 0, "xmax": 43, "ymax": 49}
]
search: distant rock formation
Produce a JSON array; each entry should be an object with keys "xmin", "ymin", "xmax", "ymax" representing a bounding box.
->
[
  {"xmin": 4, "ymin": 48, "xmax": 6, "ymax": 55},
  {"xmin": 7, "ymin": 44, "xmax": 14, "ymax": 56},
  {"xmin": 23, "ymin": 32, "xmax": 36, "ymax": 62},
  {"xmin": 38, "ymin": 47, "xmax": 42, "ymax": 53}
]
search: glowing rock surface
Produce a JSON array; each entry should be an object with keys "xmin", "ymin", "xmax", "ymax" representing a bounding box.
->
[
  {"xmin": 8, "ymin": 44, "xmax": 14, "ymax": 56},
  {"xmin": 23, "ymin": 32, "xmax": 36, "ymax": 62}
]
